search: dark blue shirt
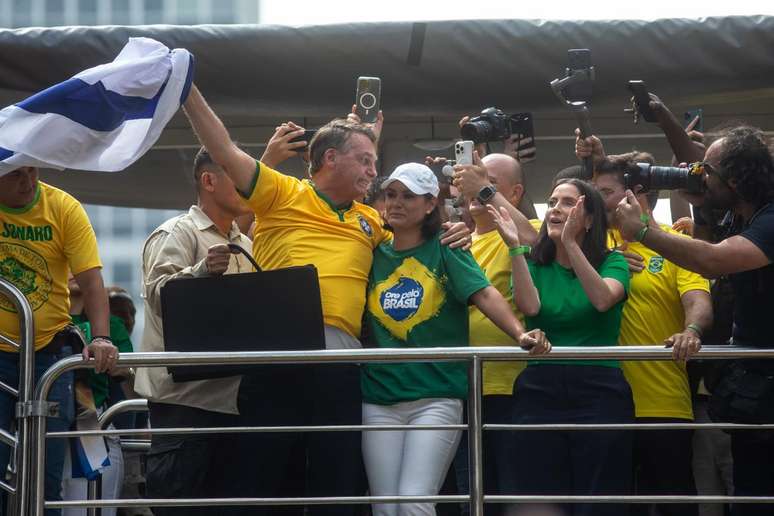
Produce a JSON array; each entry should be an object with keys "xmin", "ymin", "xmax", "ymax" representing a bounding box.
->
[{"xmin": 731, "ymin": 203, "xmax": 774, "ymax": 347}]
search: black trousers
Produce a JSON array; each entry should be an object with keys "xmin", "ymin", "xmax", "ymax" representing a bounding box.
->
[
  {"xmin": 730, "ymin": 432, "xmax": 774, "ymax": 516},
  {"xmin": 233, "ymin": 363, "xmax": 367, "ymax": 516},
  {"xmin": 632, "ymin": 418, "xmax": 697, "ymax": 516},
  {"xmin": 145, "ymin": 401, "xmax": 241, "ymax": 516},
  {"xmin": 502, "ymin": 365, "xmax": 635, "ymax": 516},
  {"xmin": 454, "ymin": 394, "xmax": 514, "ymax": 516}
]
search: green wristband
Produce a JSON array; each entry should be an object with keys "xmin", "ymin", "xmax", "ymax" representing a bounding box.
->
[
  {"xmin": 686, "ymin": 323, "xmax": 703, "ymax": 338},
  {"xmin": 640, "ymin": 213, "xmax": 650, "ymax": 225},
  {"xmin": 509, "ymin": 245, "xmax": 531, "ymax": 257},
  {"xmin": 634, "ymin": 225, "xmax": 649, "ymax": 243}
]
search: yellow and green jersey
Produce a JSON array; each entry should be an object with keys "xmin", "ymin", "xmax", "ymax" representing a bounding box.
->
[
  {"xmin": 469, "ymin": 230, "xmax": 525, "ymax": 396},
  {"xmin": 243, "ymin": 162, "xmax": 388, "ymax": 338},
  {"xmin": 0, "ymin": 182, "xmax": 101, "ymax": 351},
  {"xmin": 610, "ymin": 227, "xmax": 710, "ymax": 420},
  {"xmin": 362, "ymin": 236, "xmax": 490, "ymax": 404}
]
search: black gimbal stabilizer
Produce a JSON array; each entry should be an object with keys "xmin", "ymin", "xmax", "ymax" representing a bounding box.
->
[{"xmin": 550, "ymin": 49, "xmax": 595, "ymax": 179}]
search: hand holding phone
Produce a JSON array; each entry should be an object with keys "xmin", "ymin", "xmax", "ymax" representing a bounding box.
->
[
  {"xmin": 288, "ymin": 129, "xmax": 318, "ymax": 153},
  {"xmin": 454, "ymin": 140, "xmax": 474, "ymax": 165},
  {"xmin": 355, "ymin": 77, "xmax": 381, "ymax": 124},
  {"xmin": 507, "ymin": 113, "xmax": 536, "ymax": 162},
  {"xmin": 684, "ymin": 109, "xmax": 704, "ymax": 133},
  {"xmin": 627, "ymin": 80, "xmax": 658, "ymax": 123}
]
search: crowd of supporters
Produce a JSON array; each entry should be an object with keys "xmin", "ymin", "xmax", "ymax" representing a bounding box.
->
[{"xmin": 1, "ymin": 79, "xmax": 774, "ymax": 516}]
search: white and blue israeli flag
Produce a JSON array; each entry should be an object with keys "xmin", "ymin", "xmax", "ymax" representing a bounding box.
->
[{"xmin": 0, "ymin": 37, "xmax": 194, "ymax": 177}]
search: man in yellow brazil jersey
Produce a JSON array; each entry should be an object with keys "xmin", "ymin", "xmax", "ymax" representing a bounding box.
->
[
  {"xmin": 0, "ymin": 167, "xmax": 117, "ymax": 515},
  {"xmin": 181, "ymin": 84, "xmax": 471, "ymax": 515},
  {"xmin": 593, "ymin": 154, "xmax": 712, "ymax": 516}
]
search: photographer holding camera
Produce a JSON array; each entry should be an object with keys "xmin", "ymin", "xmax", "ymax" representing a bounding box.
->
[{"xmin": 615, "ymin": 126, "xmax": 774, "ymax": 516}]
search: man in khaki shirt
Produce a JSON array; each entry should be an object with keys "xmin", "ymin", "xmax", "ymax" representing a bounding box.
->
[{"xmin": 135, "ymin": 148, "xmax": 252, "ymax": 515}]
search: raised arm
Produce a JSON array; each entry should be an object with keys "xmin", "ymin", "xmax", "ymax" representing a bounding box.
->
[
  {"xmin": 488, "ymin": 205, "xmax": 541, "ymax": 316},
  {"xmin": 562, "ymin": 197, "xmax": 626, "ymax": 312},
  {"xmin": 649, "ymin": 94, "xmax": 706, "ymax": 164},
  {"xmin": 453, "ymin": 152, "xmax": 539, "ymax": 245},
  {"xmin": 183, "ymin": 84, "xmax": 258, "ymax": 194},
  {"xmin": 616, "ymin": 190, "xmax": 771, "ymax": 278}
]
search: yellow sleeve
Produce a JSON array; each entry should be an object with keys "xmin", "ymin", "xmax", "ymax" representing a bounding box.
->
[
  {"xmin": 62, "ymin": 196, "xmax": 101, "ymax": 275},
  {"xmin": 243, "ymin": 161, "xmax": 303, "ymax": 219},
  {"xmin": 663, "ymin": 226, "xmax": 710, "ymax": 296},
  {"xmin": 529, "ymin": 218, "xmax": 543, "ymax": 231},
  {"xmin": 676, "ymin": 265, "xmax": 710, "ymax": 296}
]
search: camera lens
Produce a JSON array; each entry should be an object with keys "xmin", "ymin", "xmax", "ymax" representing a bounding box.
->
[
  {"xmin": 649, "ymin": 166, "xmax": 690, "ymax": 191},
  {"xmin": 460, "ymin": 120, "xmax": 492, "ymax": 145}
]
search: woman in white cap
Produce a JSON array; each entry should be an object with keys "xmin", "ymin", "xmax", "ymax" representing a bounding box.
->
[{"xmin": 360, "ymin": 162, "xmax": 550, "ymax": 516}]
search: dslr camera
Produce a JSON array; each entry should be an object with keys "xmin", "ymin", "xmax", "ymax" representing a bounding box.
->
[
  {"xmin": 624, "ymin": 162, "xmax": 705, "ymax": 194},
  {"xmin": 460, "ymin": 107, "xmax": 532, "ymax": 145}
]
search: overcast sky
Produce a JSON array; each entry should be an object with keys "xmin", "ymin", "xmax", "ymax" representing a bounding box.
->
[{"xmin": 260, "ymin": 0, "xmax": 774, "ymax": 25}]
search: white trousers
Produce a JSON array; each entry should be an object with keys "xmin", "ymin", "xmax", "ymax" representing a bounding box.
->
[
  {"xmin": 362, "ymin": 398, "xmax": 463, "ymax": 516},
  {"xmin": 62, "ymin": 434, "xmax": 124, "ymax": 516}
]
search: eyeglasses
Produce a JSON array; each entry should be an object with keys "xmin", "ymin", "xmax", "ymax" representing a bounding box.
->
[{"xmin": 699, "ymin": 161, "xmax": 731, "ymax": 187}]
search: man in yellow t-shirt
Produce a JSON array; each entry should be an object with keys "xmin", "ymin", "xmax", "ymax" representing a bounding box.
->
[
  {"xmin": 182, "ymin": 85, "xmax": 471, "ymax": 515},
  {"xmin": 595, "ymin": 156, "xmax": 712, "ymax": 516},
  {"xmin": 0, "ymin": 166, "xmax": 117, "ymax": 514}
]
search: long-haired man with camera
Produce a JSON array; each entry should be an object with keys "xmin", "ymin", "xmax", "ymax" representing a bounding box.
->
[{"xmin": 615, "ymin": 126, "xmax": 774, "ymax": 516}]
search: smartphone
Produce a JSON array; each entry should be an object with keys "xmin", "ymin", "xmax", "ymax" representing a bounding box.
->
[
  {"xmin": 454, "ymin": 140, "xmax": 474, "ymax": 166},
  {"xmin": 288, "ymin": 129, "xmax": 317, "ymax": 153},
  {"xmin": 684, "ymin": 108, "xmax": 704, "ymax": 132},
  {"xmin": 627, "ymin": 80, "xmax": 658, "ymax": 123},
  {"xmin": 355, "ymin": 76, "xmax": 381, "ymax": 124},
  {"xmin": 565, "ymin": 49, "xmax": 593, "ymax": 103},
  {"xmin": 510, "ymin": 112, "xmax": 534, "ymax": 140}
]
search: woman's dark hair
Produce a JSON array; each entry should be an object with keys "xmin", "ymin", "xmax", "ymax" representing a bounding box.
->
[
  {"xmin": 532, "ymin": 178, "xmax": 610, "ymax": 270},
  {"xmin": 717, "ymin": 126, "xmax": 774, "ymax": 207},
  {"xmin": 383, "ymin": 194, "xmax": 442, "ymax": 241}
]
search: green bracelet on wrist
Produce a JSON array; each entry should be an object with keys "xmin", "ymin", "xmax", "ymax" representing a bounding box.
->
[
  {"xmin": 509, "ymin": 245, "xmax": 531, "ymax": 257},
  {"xmin": 640, "ymin": 213, "xmax": 650, "ymax": 225},
  {"xmin": 686, "ymin": 323, "xmax": 703, "ymax": 338},
  {"xmin": 634, "ymin": 225, "xmax": 649, "ymax": 243}
]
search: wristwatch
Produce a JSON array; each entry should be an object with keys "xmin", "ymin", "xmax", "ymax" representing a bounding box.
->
[{"xmin": 477, "ymin": 184, "xmax": 497, "ymax": 204}]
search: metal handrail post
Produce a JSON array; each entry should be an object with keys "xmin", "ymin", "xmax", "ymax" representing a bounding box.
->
[
  {"xmin": 468, "ymin": 356, "xmax": 484, "ymax": 516},
  {"xmin": 0, "ymin": 278, "xmax": 36, "ymax": 516},
  {"xmin": 87, "ymin": 399, "xmax": 149, "ymax": 516}
]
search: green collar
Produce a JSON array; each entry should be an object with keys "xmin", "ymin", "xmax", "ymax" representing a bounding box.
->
[
  {"xmin": 0, "ymin": 184, "xmax": 41, "ymax": 214},
  {"xmin": 308, "ymin": 181, "xmax": 353, "ymax": 215}
]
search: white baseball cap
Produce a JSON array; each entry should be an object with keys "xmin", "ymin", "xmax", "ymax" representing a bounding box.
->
[{"xmin": 381, "ymin": 162, "xmax": 440, "ymax": 198}]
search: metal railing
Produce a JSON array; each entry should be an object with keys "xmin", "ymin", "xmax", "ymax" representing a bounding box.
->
[
  {"xmin": 5, "ymin": 269, "xmax": 774, "ymax": 515},
  {"xmin": 23, "ymin": 345, "xmax": 774, "ymax": 515},
  {"xmin": 0, "ymin": 277, "xmax": 36, "ymax": 516}
]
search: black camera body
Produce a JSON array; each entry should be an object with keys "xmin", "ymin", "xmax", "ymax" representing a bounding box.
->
[
  {"xmin": 624, "ymin": 162, "xmax": 705, "ymax": 194},
  {"xmin": 460, "ymin": 107, "xmax": 532, "ymax": 145}
]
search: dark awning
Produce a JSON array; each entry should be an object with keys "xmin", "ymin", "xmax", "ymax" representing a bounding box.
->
[{"xmin": 1, "ymin": 16, "xmax": 773, "ymax": 208}]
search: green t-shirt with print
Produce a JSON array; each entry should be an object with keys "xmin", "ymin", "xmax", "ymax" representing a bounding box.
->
[
  {"xmin": 361, "ymin": 235, "xmax": 491, "ymax": 405},
  {"xmin": 525, "ymin": 251, "xmax": 630, "ymax": 368},
  {"xmin": 71, "ymin": 314, "xmax": 133, "ymax": 407}
]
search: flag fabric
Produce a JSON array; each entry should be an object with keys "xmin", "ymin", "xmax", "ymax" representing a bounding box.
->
[{"xmin": 0, "ymin": 37, "xmax": 194, "ymax": 177}]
